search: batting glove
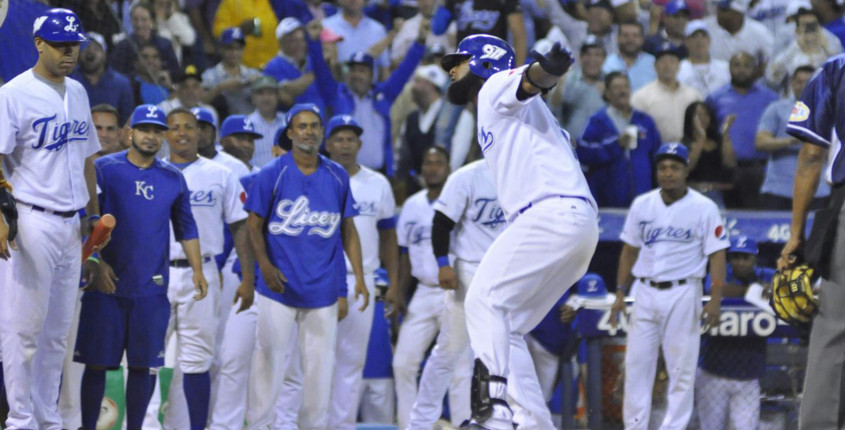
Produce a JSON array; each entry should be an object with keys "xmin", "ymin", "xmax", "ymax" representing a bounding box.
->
[
  {"xmin": 0, "ymin": 187, "xmax": 17, "ymax": 242},
  {"xmin": 533, "ymin": 42, "xmax": 575, "ymax": 77}
]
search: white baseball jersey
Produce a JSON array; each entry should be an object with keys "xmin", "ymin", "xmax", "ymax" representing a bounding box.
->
[
  {"xmin": 213, "ymin": 150, "xmax": 251, "ymax": 179},
  {"xmin": 476, "ymin": 66, "xmax": 595, "ymax": 221},
  {"xmin": 397, "ymin": 189, "xmax": 440, "ymax": 286},
  {"xmin": 345, "ymin": 166, "xmax": 396, "ymax": 274},
  {"xmin": 168, "ymin": 157, "xmax": 248, "ymax": 258},
  {"xmin": 433, "ymin": 160, "xmax": 505, "ymax": 263},
  {"xmin": 620, "ymin": 188, "xmax": 729, "ymax": 281},
  {"xmin": 0, "ymin": 70, "xmax": 100, "ymax": 211}
]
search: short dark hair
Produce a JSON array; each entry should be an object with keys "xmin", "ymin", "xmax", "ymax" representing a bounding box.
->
[
  {"xmin": 604, "ymin": 71, "xmax": 629, "ymax": 89},
  {"xmin": 618, "ymin": 21, "xmax": 644, "ymax": 35},
  {"xmin": 793, "ymin": 65, "xmax": 816, "ymax": 78},
  {"xmin": 423, "ymin": 145, "xmax": 450, "ymax": 163},
  {"xmin": 91, "ymin": 104, "xmax": 119, "ymax": 122},
  {"xmin": 130, "ymin": 2, "xmax": 155, "ymax": 20},
  {"xmin": 166, "ymin": 107, "xmax": 197, "ymax": 121}
]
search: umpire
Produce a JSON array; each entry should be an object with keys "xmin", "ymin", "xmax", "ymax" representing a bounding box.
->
[{"xmin": 781, "ymin": 53, "xmax": 845, "ymax": 429}]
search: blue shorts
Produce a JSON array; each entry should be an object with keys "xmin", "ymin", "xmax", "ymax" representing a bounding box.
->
[{"xmin": 74, "ymin": 292, "xmax": 170, "ymax": 369}]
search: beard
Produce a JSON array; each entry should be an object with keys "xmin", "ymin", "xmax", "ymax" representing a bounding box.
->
[
  {"xmin": 447, "ymin": 73, "xmax": 484, "ymax": 106},
  {"xmin": 131, "ymin": 139, "xmax": 159, "ymax": 157},
  {"xmin": 731, "ymin": 76, "xmax": 754, "ymax": 89},
  {"xmin": 294, "ymin": 141, "xmax": 320, "ymax": 155}
]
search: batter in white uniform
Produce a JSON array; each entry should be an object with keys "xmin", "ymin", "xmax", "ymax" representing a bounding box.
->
[
  {"xmin": 0, "ymin": 9, "xmax": 102, "ymax": 429},
  {"xmin": 159, "ymin": 108, "xmax": 253, "ymax": 430},
  {"xmin": 610, "ymin": 143, "xmax": 728, "ymax": 430},
  {"xmin": 408, "ymin": 159, "xmax": 506, "ymax": 429},
  {"xmin": 441, "ymin": 35, "xmax": 598, "ymax": 430}
]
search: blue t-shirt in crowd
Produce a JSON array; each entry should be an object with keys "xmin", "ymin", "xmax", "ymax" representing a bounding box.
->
[
  {"xmin": 602, "ymin": 53, "xmax": 657, "ymax": 92},
  {"xmin": 699, "ymin": 264, "xmax": 776, "ymax": 380},
  {"xmin": 96, "ymin": 151, "xmax": 198, "ymax": 297},
  {"xmin": 263, "ymin": 55, "xmax": 325, "ymax": 114},
  {"xmin": 243, "ymin": 153, "xmax": 358, "ymax": 308},
  {"xmin": 706, "ymin": 82, "xmax": 778, "ymax": 161},
  {"xmin": 529, "ymin": 291, "xmax": 578, "ymax": 357},
  {"xmin": 72, "ymin": 68, "xmax": 135, "ymax": 122}
]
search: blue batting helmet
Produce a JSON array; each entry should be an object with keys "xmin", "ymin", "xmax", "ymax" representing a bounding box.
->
[
  {"xmin": 33, "ymin": 9, "xmax": 88, "ymax": 43},
  {"xmin": 441, "ymin": 34, "xmax": 515, "ymax": 79}
]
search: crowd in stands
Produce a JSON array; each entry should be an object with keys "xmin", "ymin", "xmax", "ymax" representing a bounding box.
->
[{"xmin": 11, "ymin": 0, "xmax": 845, "ymax": 210}]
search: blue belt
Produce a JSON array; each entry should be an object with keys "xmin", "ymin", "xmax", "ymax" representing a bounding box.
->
[{"xmin": 517, "ymin": 194, "xmax": 595, "ymax": 216}]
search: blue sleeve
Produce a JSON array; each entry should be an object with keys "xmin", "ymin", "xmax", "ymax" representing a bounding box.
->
[
  {"xmin": 243, "ymin": 167, "xmax": 276, "ymax": 219},
  {"xmin": 117, "ymin": 76, "xmax": 135, "ymax": 123},
  {"xmin": 377, "ymin": 216, "xmax": 397, "ymax": 230},
  {"xmin": 381, "ymin": 42, "xmax": 425, "ymax": 101},
  {"xmin": 431, "ymin": 6, "xmax": 453, "ymax": 35},
  {"xmin": 577, "ymin": 116, "xmax": 624, "ymax": 165},
  {"xmin": 787, "ymin": 65, "xmax": 834, "ymax": 147},
  {"xmin": 646, "ymin": 116, "xmax": 662, "ymax": 158},
  {"xmin": 306, "ymin": 37, "xmax": 340, "ymax": 110},
  {"xmin": 172, "ymin": 174, "xmax": 199, "ymax": 241}
]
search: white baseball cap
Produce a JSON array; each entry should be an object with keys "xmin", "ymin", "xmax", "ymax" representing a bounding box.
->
[
  {"xmin": 785, "ymin": 0, "xmax": 813, "ymax": 22},
  {"xmin": 275, "ymin": 17, "xmax": 303, "ymax": 40},
  {"xmin": 414, "ymin": 64, "xmax": 448, "ymax": 90},
  {"xmin": 716, "ymin": 0, "xmax": 747, "ymax": 14},
  {"xmin": 685, "ymin": 20, "xmax": 709, "ymax": 37}
]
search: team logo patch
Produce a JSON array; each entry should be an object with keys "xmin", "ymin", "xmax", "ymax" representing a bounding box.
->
[
  {"xmin": 715, "ymin": 225, "xmax": 727, "ymax": 240},
  {"xmin": 790, "ymin": 102, "xmax": 810, "ymax": 122},
  {"xmin": 240, "ymin": 191, "xmax": 247, "ymax": 204}
]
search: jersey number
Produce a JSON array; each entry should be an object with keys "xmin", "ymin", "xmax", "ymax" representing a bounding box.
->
[{"xmin": 480, "ymin": 44, "xmax": 507, "ymax": 60}]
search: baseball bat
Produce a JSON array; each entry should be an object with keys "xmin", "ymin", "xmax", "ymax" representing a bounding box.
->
[{"xmin": 82, "ymin": 214, "xmax": 116, "ymax": 262}]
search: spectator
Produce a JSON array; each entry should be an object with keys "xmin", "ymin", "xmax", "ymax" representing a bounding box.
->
[
  {"xmin": 323, "ymin": 0, "xmax": 393, "ymax": 80},
  {"xmin": 696, "ymin": 236, "xmax": 774, "ymax": 430},
  {"xmin": 159, "ymin": 65, "xmax": 219, "ymax": 126},
  {"xmin": 271, "ymin": 0, "xmax": 339, "ymax": 24},
  {"xmin": 185, "ymin": 0, "xmax": 224, "ymax": 62},
  {"xmin": 704, "ymin": 0, "xmax": 774, "ymax": 72},
  {"xmin": 681, "ymin": 101, "xmax": 736, "ymax": 207},
  {"xmin": 131, "ymin": 43, "xmax": 172, "ymax": 106},
  {"xmin": 677, "ymin": 20, "xmax": 730, "ymax": 97},
  {"xmin": 551, "ymin": 35, "xmax": 607, "ymax": 141},
  {"xmin": 644, "ymin": 0, "xmax": 691, "ymax": 58},
  {"xmin": 264, "ymin": 18, "xmax": 326, "ymax": 113},
  {"xmin": 246, "ymin": 76, "xmax": 287, "ymax": 168},
  {"xmin": 213, "ymin": 0, "xmax": 279, "ymax": 68},
  {"xmin": 307, "ymin": 20, "xmax": 425, "ymax": 176},
  {"xmin": 433, "ymin": 0, "xmax": 528, "ymax": 65},
  {"xmin": 54, "ymin": 0, "xmax": 122, "ymax": 51},
  {"xmin": 632, "ymin": 42, "xmax": 701, "ymax": 143},
  {"xmin": 201, "ymin": 28, "xmax": 262, "ymax": 116},
  {"xmin": 756, "ymin": 65, "xmax": 831, "ymax": 210},
  {"xmin": 749, "ymin": 0, "xmax": 791, "ymax": 50},
  {"xmin": 812, "ymin": 0, "xmax": 845, "ymax": 48},
  {"xmin": 766, "ymin": 2, "xmax": 842, "ymax": 91},
  {"xmin": 706, "ymin": 51, "xmax": 778, "ymax": 208},
  {"xmin": 91, "ymin": 104, "xmax": 125, "ymax": 156},
  {"xmin": 579, "ymin": 72, "xmax": 662, "ymax": 208},
  {"xmin": 153, "ymin": 0, "xmax": 197, "ymax": 64},
  {"xmin": 602, "ymin": 21, "xmax": 657, "ymax": 91},
  {"xmin": 73, "ymin": 32, "xmax": 135, "ymax": 123},
  {"xmin": 391, "ymin": 0, "xmax": 455, "ymax": 68},
  {"xmin": 110, "ymin": 2, "xmax": 180, "ymax": 79},
  {"xmin": 396, "ymin": 65, "xmax": 473, "ymax": 197},
  {"xmin": 584, "ymin": 0, "xmax": 617, "ymax": 56}
]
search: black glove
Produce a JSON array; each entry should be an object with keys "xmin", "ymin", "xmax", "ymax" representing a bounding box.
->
[
  {"xmin": 533, "ymin": 42, "xmax": 575, "ymax": 77},
  {"xmin": 0, "ymin": 187, "xmax": 17, "ymax": 242}
]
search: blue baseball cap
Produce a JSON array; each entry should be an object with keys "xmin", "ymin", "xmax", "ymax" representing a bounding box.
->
[
  {"xmin": 729, "ymin": 235, "xmax": 759, "ymax": 255},
  {"xmin": 326, "ymin": 115, "xmax": 363, "ymax": 139},
  {"xmin": 220, "ymin": 115, "xmax": 263, "ymax": 139},
  {"xmin": 577, "ymin": 273, "xmax": 607, "ymax": 298},
  {"xmin": 220, "ymin": 27, "xmax": 245, "ymax": 45},
  {"xmin": 665, "ymin": 0, "xmax": 690, "ymax": 16},
  {"xmin": 190, "ymin": 107, "xmax": 217, "ymax": 129},
  {"xmin": 655, "ymin": 142, "xmax": 689, "ymax": 164},
  {"xmin": 130, "ymin": 104, "xmax": 168, "ymax": 129},
  {"xmin": 654, "ymin": 41, "xmax": 685, "ymax": 60},
  {"xmin": 279, "ymin": 103, "xmax": 323, "ymax": 148},
  {"xmin": 273, "ymin": 126, "xmax": 290, "ymax": 150},
  {"xmin": 347, "ymin": 51, "xmax": 375, "ymax": 69}
]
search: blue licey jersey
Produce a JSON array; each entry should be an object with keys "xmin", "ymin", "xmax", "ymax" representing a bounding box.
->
[
  {"xmin": 244, "ymin": 153, "xmax": 358, "ymax": 308},
  {"xmin": 787, "ymin": 54, "xmax": 845, "ymax": 185},
  {"xmin": 95, "ymin": 151, "xmax": 199, "ymax": 297}
]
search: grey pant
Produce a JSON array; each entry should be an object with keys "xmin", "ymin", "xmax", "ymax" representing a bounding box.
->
[{"xmin": 800, "ymin": 202, "xmax": 845, "ymax": 429}]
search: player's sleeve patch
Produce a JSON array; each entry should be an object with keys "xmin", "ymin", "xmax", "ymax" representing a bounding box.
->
[
  {"xmin": 240, "ymin": 191, "xmax": 247, "ymax": 204},
  {"xmin": 714, "ymin": 225, "xmax": 727, "ymax": 240},
  {"xmin": 789, "ymin": 101, "xmax": 810, "ymax": 122}
]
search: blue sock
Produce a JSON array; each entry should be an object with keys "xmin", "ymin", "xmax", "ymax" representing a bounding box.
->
[
  {"xmin": 81, "ymin": 368, "xmax": 106, "ymax": 430},
  {"xmin": 126, "ymin": 368, "xmax": 152, "ymax": 430},
  {"xmin": 183, "ymin": 371, "xmax": 211, "ymax": 430}
]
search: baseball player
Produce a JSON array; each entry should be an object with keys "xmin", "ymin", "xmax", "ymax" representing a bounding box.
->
[
  {"xmin": 441, "ymin": 35, "xmax": 598, "ymax": 430},
  {"xmin": 609, "ymin": 143, "xmax": 728, "ymax": 430},
  {"xmin": 780, "ymin": 53, "xmax": 845, "ymax": 429},
  {"xmin": 220, "ymin": 114, "xmax": 263, "ymax": 172},
  {"xmin": 74, "ymin": 104, "xmax": 206, "ymax": 430},
  {"xmin": 391, "ymin": 146, "xmax": 461, "ymax": 430},
  {"xmin": 407, "ymin": 158, "xmax": 506, "ymax": 429},
  {"xmin": 155, "ymin": 108, "xmax": 253, "ymax": 430},
  {"xmin": 244, "ymin": 103, "xmax": 368, "ymax": 429},
  {"xmin": 0, "ymin": 9, "xmax": 103, "ymax": 430},
  {"xmin": 696, "ymin": 236, "xmax": 774, "ymax": 430},
  {"xmin": 192, "ymin": 107, "xmax": 251, "ymax": 178}
]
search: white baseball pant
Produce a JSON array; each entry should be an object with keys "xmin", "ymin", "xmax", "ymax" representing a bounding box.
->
[
  {"xmin": 464, "ymin": 197, "xmax": 598, "ymax": 430},
  {"xmin": 408, "ymin": 260, "xmax": 476, "ymax": 429},
  {"xmin": 525, "ymin": 335, "xmax": 561, "ymax": 403},
  {"xmin": 208, "ymin": 297, "xmax": 258, "ymax": 430},
  {"xmin": 694, "ymin": 368, "xmax": 760, "ymax": 430},
  {"xmin": 624, "ymin": 278, "xmax": 702, "ymax": 430},
  {"xmin": 246, "ymin": 295, "xmax": 337, "ymax": 430},
  {"xmin": 392, "ymin": 283, "xmax": 445, "ymax": 430},
  {"xmin": 360, "ymin": 379, "xmax": 396, "ymax": 424},
  {"xmin": 274, "ymin": 329, "xmax": 303, "ymax": 430},
  {"xmin": 59, "ymin": 290, "xmax": 85, "ymax": 430},
  {"xmin": 0, "ymin": 208, "xmax": 82, "ymax": 430},
  {"xmin": 210, "ymin": 257, "xmax": 240, "ymax": 407}
]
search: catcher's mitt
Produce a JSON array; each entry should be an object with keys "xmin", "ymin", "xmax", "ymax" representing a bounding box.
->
[
  {"xmin": 770, "ymin": 264, "xmax": 819, "ymax": 326},
  {"xmin": 0, "ymin": 186, "xmax": 16, "ymax": 242}
]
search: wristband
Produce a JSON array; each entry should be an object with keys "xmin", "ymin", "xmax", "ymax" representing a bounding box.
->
[
  {"xmin": 524, "ymin": 63, "xmax": 557, "ymax": 93},
  {"xmin": 436, "ymin": 256, "xmax": 450, "ymax": 268},
  {"xmin": 87, "ymin": 252, "xmax": 100, "ymax": 264},
  {"xmin": 87, "ymin": 214, "xmax": 101, "ymax": 224}
]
